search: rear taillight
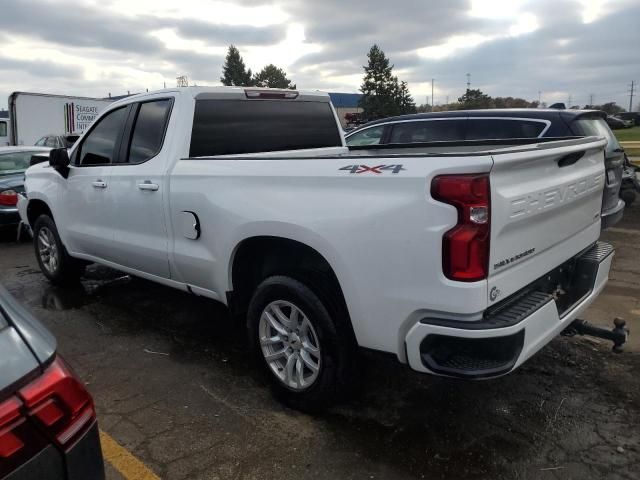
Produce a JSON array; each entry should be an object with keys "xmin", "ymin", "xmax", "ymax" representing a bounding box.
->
[
  {"xmin": 431, "ymin": 174, "xmax": 490, "ymax": 282},
  {"xmin": 0, "ymin": 190, "xmax": 18, "ymax": 207},
  {"xmin": 19, "ymin": 357, "xmax": 95, "ymax": 449},
  {"xmin": 0, "ymin": 397, "xmax": 47, "ymax": 477},
  {"xmin": 0, "ymin": 357, "xmax": 95, "ymax": 477}
]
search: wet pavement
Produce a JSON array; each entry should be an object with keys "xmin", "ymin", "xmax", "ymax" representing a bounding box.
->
[{"xmin": 1, "ymin": 205, "xmax": 639, "ymax": 480}]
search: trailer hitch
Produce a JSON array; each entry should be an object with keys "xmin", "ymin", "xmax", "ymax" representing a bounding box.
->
[{"xmin": 563, "ymin": 318, "xmax": 629, "ymax": 353}]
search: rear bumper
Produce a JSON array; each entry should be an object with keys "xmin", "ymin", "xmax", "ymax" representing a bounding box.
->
[
  {"xmin": 4, "ymin": 422, "xmax": 104, "ymax": 480},
  {"xmin": 404, "ymin": 242, "xmax": 613, "ymax": 378},
  {"xmin": 0, "ymin": 207, "xmax": 20, "ymax": 227},
  {"xmin": 601, "ymin": 198, "xmax": 625, "ymax": 230}
]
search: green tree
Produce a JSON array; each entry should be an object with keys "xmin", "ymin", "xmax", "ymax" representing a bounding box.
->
[
  {"xmin": 397, "ymin": 80, "xmax": 417, "ymax": 114},
  {"xmin": 493, "ymin": 96, "xmax": 538, "ymax": 108},
  {"xmin": 220, "ymin": 45, "xmax": 253, "ymax": 86},
  {"xmin": 359, "ymin": 45, "xmax": 400, "ymax": 119},
  {"xmin": 458, "ymin": 88, "xmax": 494, "ymax": 109},
  {"xmin": 252, "ymin": 64, "xmax": 296, "ymax": 89},
  {"xmin": 592, "ymin": 102, "xmax": 625, "ymax": 115}
]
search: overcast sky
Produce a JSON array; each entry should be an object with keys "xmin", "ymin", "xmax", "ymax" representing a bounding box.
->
[{"xmin": 1, "ymin": 0, "xmax": 639, "ymax": 111}]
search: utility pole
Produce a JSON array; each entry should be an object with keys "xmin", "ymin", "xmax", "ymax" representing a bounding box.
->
[
  {"xmin": 446, "ymin": 95, "xmax": 449, "ymax": 105},
  {"xmin": 466, "ymin": 73, "xmax": 471, "ymax": 90},
  {"xmin": 538, "ymin": 90, "xmax": 541, "ymax": 104},
  {"xmin": 630, "ymin": 80, "xmax": 635, "ymax": 112},
  {"xmin": 589, "ymin": 93, "xmax": 594, "ymax": 107},
  {"xmin": 568, "ymin": 94, "xmax": 572, "ymax": 108},
  {"xmin": 431, "ymin": 79, "xmax": 434, "ymax": 109}
]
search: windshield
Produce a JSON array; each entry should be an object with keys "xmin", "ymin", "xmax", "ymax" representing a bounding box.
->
[
  {"xmin": 346, "ymin": 125, "xmax": 385, "ymax": 146},
  {"xmin": 0, "ymin": 151, "xmax": 40, "ymax": 175}
]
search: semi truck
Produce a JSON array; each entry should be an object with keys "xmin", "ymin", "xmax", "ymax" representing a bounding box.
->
[{"xmin": 5, "ymin": 92, "xmax": 114, "ymax": 146}]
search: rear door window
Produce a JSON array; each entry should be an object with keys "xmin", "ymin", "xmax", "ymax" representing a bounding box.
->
[
  {"xmin": 466, "ymin": 119, "xmax": 546, "ymax": 139},
  {"xmin": 389, "ymin": 120, "xmax": 465, "ymax": 143},
  {"xmin": 126, "ymin": 99, "xmax": 172, "ymax": 164},
  {"xmin": 189, "ymin": 99, "xmax": 341, "ymax": 157},
  {"xmin": 346, "ymin": 125, "xmax": 385, "ymax": 146}
]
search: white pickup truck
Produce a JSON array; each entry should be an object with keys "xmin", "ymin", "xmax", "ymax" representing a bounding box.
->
[{"xmin": 22, "ymin": 87, "xmax": 613, "ymax": 410}]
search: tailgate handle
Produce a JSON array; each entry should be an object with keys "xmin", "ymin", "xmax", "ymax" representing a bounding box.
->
[{"xmin": 557, "ymin": 151, "xmax": 585, "ymax": 167}]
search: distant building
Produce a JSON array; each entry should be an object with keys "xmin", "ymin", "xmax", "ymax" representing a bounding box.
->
[{"xmin": 328, "ymin": 93, "xmax": 363, "ymax": 128}]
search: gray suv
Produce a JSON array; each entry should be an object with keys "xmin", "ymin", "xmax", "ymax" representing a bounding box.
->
[
  {"xmin": 0, "ymin": 284, "xmax": 104, "ymax": 480},
  {"xmin": 346, "ymin": 109, "xmax": 625, "ymax": 229}
]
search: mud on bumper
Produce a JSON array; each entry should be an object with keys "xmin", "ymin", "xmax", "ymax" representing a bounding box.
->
[{"xmin": 405, "ymin": 242, "xmax": 614, "ymax": 378}]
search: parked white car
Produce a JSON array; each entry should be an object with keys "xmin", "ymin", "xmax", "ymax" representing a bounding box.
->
[{"xmin": 21, "ymin": 86, "xmax": 612, "ymax": 410}]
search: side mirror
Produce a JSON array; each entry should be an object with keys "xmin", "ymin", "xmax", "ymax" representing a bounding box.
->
[{"xmin": 49, "ymin": 148, "xmax": 70, "ymax": 178}]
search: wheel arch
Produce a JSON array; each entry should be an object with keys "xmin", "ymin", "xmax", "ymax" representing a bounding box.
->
[
  {"xmin": 228, "ymin": 235, "xmax": 356, "ymax": 343},
  {"xmin": 26, "ymin": 199, "xmax": 54, "ymax": 227}
]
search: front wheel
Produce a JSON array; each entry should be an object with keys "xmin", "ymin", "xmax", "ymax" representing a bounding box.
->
[
  {"xmin": 33, "ymin": 215, "xmax": 84, "ymax": 285},
  {"xmin": 247, "ymin": 275, "xmax": 354, "ymax": 412}
]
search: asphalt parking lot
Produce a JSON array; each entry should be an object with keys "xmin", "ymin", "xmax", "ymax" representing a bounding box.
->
[{"xmin": 1, "ymin": 206, "xmax": 639, "ymax": 480}]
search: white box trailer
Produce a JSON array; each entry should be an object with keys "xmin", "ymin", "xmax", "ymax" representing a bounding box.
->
[
  {"xmin": 8, "ymin": 92, "xmax": 114, "ymax": 146},
  {"xmin": 0, "ymin": 115, "xmax": 9, "ymax": 146}
]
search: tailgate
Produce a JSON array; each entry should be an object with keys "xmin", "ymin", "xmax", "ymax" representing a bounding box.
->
[{"xmin": 487, "ymin": 138, "xmax": 607, "ymax": 304}]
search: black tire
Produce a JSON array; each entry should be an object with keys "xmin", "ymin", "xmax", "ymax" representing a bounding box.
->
[
  {"xmin": 33, "ymin": 215, "xmax": 84, "ymax": 285},
  {"xmin": 247, "ymin": 275, "xmax": 355, "ymax": 412}
]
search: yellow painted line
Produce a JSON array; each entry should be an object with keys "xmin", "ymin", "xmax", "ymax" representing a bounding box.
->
[{"xmin": 99, "ymin": 430, "xmax": 160, "ymax": 480}]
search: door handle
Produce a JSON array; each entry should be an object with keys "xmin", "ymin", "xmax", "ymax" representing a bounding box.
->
[
  {"xmin": 138, "ymin": 181, "xmax": 159, "ymax": 191},
  {"xmin": 92, "ymin": 180, "xmax": 107, "ymax": 189}
]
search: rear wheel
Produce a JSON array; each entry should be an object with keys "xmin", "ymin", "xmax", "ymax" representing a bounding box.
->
[
  {"xmin": 33, "ymin": 215, "xmax": 84, "ymax": 285},
  {"xmin": 247, "ymin": 275, "xmax": 354, "ymax": 412}
]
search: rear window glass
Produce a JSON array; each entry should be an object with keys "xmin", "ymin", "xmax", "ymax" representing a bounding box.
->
[
  {"xmin": 573, "ymin": 117, "xmax": 621, "ymax": 154},
  {"xmin": 389, "ymin": 120, "xmax": 465, "ymax": 143},
  {"xmin": 0, "ymin": 151, "xmax": 39, "ymax": 173},
  {"xmin": 466, "ymin": 119, "xmax": 546, "ymax": 140},
  {"xmin": 189, "ymin": 99, "xmax": 341, "ymax": 157}
]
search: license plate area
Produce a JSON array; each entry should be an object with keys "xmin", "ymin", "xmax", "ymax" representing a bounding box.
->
[{"xmin": 485, "ymin": 242, "xmax": 612, "ymax": 322}]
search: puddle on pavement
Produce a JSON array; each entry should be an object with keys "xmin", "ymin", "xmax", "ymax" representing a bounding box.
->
[{"xmin": 41, "ymin": 268, "xmax": 132, "ymax": 311}]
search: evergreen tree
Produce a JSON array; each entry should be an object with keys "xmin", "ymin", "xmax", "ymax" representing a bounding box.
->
[
  {"xmin": 397, "ymin": 80, "xmax": 417, "ymax": 114},
  {"xmin": 220, "ymin": 45, "xmax": 253, "ymax": 86},
  {"xmin": 359, "ymin": 45, "xmax": 400, "ymax": 119},
  {"xmin": 252, "ymin": 64, "xmax": 296, "ymax": 89},
  {"xmin": 458, "ymin": 88, "xmax": 494, "ymax": 109}
]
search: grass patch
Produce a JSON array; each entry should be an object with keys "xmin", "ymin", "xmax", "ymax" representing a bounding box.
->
[
  {"xmin": 614, "ymin": 126, "xmax": 640, "ymax": 142},
  {"xmin": 625, "ymin": 148, "xmax": 640, "ymax": 158}
]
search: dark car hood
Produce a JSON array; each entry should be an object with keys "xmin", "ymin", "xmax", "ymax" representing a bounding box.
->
[{"xmin": 0, "ymin": 172, "xmax": 25, "ymax": 191}]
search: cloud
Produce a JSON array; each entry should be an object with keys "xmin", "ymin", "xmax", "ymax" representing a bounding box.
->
[{"xmin": 0, "ymin": 0, "xmax": 638, "ymax": 112}]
